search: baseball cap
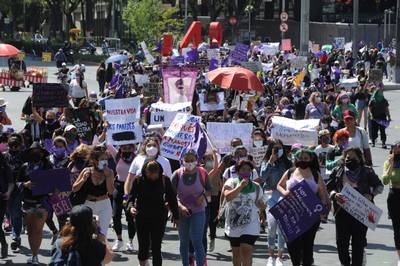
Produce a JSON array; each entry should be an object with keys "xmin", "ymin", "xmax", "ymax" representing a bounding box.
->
[
  {"xmin": 65, "ymin": 125, "xmax": 77, "ymax": 132},
  {"xmin": 343, "ymin": 110, "xmax": 356, "ymax": 120},
  {"xmin": 318, "ymin": 129, "xmax": 330, "ymax": 137},
  {"xmin": 69, "ymin": 205, "xmax": 93, "ymax": 227}
]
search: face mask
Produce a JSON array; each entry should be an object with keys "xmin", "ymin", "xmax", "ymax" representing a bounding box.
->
[
  {"xmin": 315, "ymin": 97, "xmax": 321, "ymax": 103},
  {"xmin": 341, "ymin": 98, "xmax": 349, "ymax": 104},
  {"xmin": 0, "ymin": 143, "xmax": 8, "ymax": 152},
  {"xmin": 146, "ymin": 146, "xmax": 158, "ymax": 157},
  {"xmin": 205, "ymin": 161, "xmax": 213, "ymax": 169},
  {"xmin": 60, "ymin": 121, "xmax": 67, "ymax": 128},
  {"xmin": 122, "ymin": 152, "xmax": 133, "ymax": 161},
  {"xmin": 321, "ymin": 123, "xmax": 328, "ymax": 129},
  {"xmin": 9, "ymin": 149, "xmax": 20, "ymax": 156},
  {"xmin": 183, "ymin": 161, "xmax": 197, "ymax": 171},
  {"xmin": 46, "ymin": 118, "xmax": 55, "ymax": 125},
  {"xmin": 345, "ymin": 159, "xmax": 359, "ymax": 171},
  {"xmin": 239, "ymin": 172, "xmax": 251, "ymax": 180},
  {"xmin": 321, "ymin": 137, "xmax": 330, "ymax": 144},
  {"xmin": 254, "ymin": 140, "xmax": 263, "ymax": 148},
  {"xmin": 98, "ymin": 160, "xmax": 108, "ymax": 170},
  {"xmin": 53, "ymin": 147, "xmax": 66, "ymax": 159},
  {"xmin": 394, "ymin": 154, "xmax": 400, "ymax": 162},
  {"xmin": 295, "ymin": 160, "xmax": 309, "ymax": 169},
  {"xmin": 277, "ymin": 148, "xmax": 284, "ymax": 158},
  {"xmin": 75, "ymin": 157, "xmax": 86, "ymax": 169},
  {"xmin": 237, "ymin": 156, "xmax": 248, "ymax": 163},
  {"xmin": 31, "ymin": 155, "xmax": 42, "ymax": 164},
  {"xmin": 65, "ymin": 132, "xmax": 77, "ymax": 140}
]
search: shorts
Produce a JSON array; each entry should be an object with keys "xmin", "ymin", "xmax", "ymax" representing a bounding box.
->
[
  {"xmin": 356, "ymin": 99, "xmax": 366, "ymax": 110},
  {"xmin": 225, "ymin": 234, "xmax": 258, "ymax": 247}
]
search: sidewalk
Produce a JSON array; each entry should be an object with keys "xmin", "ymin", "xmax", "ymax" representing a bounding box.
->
[{"xmin": 383, "ymin": 79, "xmax": 400, "ymax": 90}]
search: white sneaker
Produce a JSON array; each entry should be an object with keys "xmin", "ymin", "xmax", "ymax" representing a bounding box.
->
[
  {"xmin": 27, "ymin": 256, "xmax": 39, "ymax": 265},
  {"xmin": 112, "ymin": 240, "xmax": 124, "ymax": 251},
  {"xmin": 266, "ymin": 257, "xmax": 275, "ymax": 266},
  {"xmin": 397, "ymin": 260, "xmax": 400, "ymax": 266},
  {"xmin": 126, "ymin": 241, "xmax": 134, "ymax": 252},
  {"xmin": 275, "ymin": 257, "xmax": 284, "ymax": 266}
]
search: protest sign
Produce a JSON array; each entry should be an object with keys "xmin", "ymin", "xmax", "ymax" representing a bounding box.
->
[
  {"xmin": 206, "ymin": 122, "xmax": 253, "ymax": 154},
  {"xmin": 32, "ymin": 83, "xmax": 69, "ymax": 108},
  {"xmin": 334, "ymin": 37, "xmax": 345, "ymax": 49},
  {"xmin": 337, "ymin": 184, "xmax": 383, "ymax": 230},
  {"xmin": 207, "ymin": 49, "xmax": 219, "ymax": 60},
  {"xmin": 69, "ymin": 108, "xmax": 94, "ymax": 142},
  {"xmin": 312, "ymin": 43, "xmax": 320, "ymax": 53},
  {"xmin": 140, "ymin": 41, "xmax": 155, "ymax": 64},
  {"xmin": 250, "ymin": 146, "xmax": 268, "ymax": 168},
  {"xmin": 160, "ymin": 113, "xmax": 201, "ymax": 160},
  {"xmin": 339, "ymin": 78, "xmax": 359, "ymax": 88},
  {"xmin": 48, "ymin": 193, "xmax": 72, "ymax": 217},
  {"xmin": 262, "ymin": 62, "xmax": 274, "ymax": 72},
  {"xmin": 241, "ymin": 61, "xmax": 263, "ymax": 73},
  {"xmin": 291, "ymin": 56, "xmax": 308, "ymax": 70},
  {"xmin": 269, "ymin": 180, "xmax": 326, "ymax": 242},
  {"xmin": 162, "ymin": 66, "xmax": 198, "ymax": 104},
  {"xmin": 105, "ymin": 97, "xmax": 142, "ymax": 145},
  {"xmin": 261, "ymin": 42, "xmax": 280, "ymax": 56},
  {"xmin": 150, "ymin": 101, "xmax": 192, "ymax": 127},
  {"xmin": 134, "ymin": 74, "xmax": 150, "ymax": 86},
  {"xmin": 30, "ymin": 168, "xmax": 72, "ymax": 196},
  {"xmin": 198, "ymin": 91, "xmax": 225, "ymax": 112},
  {"xmin": 143, "ymin": 82, "xmax": 163, "ymax": 98},
  {"xmin": 281, "ymin": 39, "xmax": 292, "ymax": 51},
  {"xmin": 344, "ymin": 42, "xmax": 353, "ymax": 52},
  {"xmin": 271, "ymin": 116, "xmax": 319, "ymax": 146},
  {"xmin": 230, "ymin": 43, "xmax": 250, "ymax": 64}
]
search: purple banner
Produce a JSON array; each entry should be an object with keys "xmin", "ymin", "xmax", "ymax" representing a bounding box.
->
[
  {"xmin": 373, "ymin": 119, "xmax": 390, "ymax": 128},
  {"xmin": 230, "ymin": 43, "xmax": 250, "ymax": 64},
  {"xmin": 162, "ymin": 66, "xmax": 198, "ymax": 104},
  {"xmin": 269, "ymin": 180, "xmax": 326, "ymax": 243},
  {"xmin": 30, "ymin": 168, "xmax": 72, "ymax": 196},
  {"xmin": 48, "ymin": 193, "xmax": 72, "ymax": 217}
]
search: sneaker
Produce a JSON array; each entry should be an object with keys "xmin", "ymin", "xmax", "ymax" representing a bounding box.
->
[
  {"xmin": 266, "ymin": 257, "xmax": 275, "ymax": 266},
  {"xmin": 1, "ymin": 243, "xmax": 8, "ymax": 259},
  {"xmin": 275, "ymin": 257, "xmax": 284, "ymax": 266},
  {"xmin": 208, "ymin": 239, "xmax": 215, "ymax": 252},
  {"xmin": 10, "ymin": 238, "xmax": 21, "ymax": 252},
  {"xmin": 382, "ymin": 143, "xmax": 387, "ymax": 149},
  {"xmin": 27, "ymin": 256, "xmax": 39, "ymax": 265},
  {"xmin": 126, "ymin": 241, "xmax": 134, "ymax": 252},
  {"xmin": 112, "ymin": 239, "xmax": 124, "ymax": 252},
  {"xmin": 397, "ymin": 260, "xmax": 400, "ymax": 266}
]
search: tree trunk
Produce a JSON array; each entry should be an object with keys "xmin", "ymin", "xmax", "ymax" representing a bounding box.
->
[
  {"xmin": 81, "ymin": 0, "xmax": 86, "ymax": 36},
  {"xmin": 85, "ymin": 0, "xmax": 94, "ymax": 33}
]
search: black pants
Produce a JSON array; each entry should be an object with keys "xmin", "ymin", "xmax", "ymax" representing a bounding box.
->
[
  {"xmin": 136, "ymin": 216, "xmax": 166, "ymax": 266},
  {"xmin": 0, "ymin": 200, "xmax": 7, "ymax": 245},
  {"xmin": 208, "ymin": 195, "xmax": 219, "ymax": 239},
  {"xmin": 287, "ymin": 221, "xmax": 320, "ymax": 266},
  {"xmin": 371, "ymin": 119, "xmax": 386, "ymax": 144},
  {"xmin": 388, "ymin": 188, "xmax": 400, "ymax": 250},
  {"xmin": 335, "ymin": 209, "xmax": 368, "ymax": 266},
  {"xmin": 112, "ymin": 180, "xmax": 135, "ymax": 239}
]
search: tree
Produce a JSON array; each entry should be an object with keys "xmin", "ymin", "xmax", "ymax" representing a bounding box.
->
[{"xmin": 123, "ymin": 0, "xmax": 183, "ymax": 45}]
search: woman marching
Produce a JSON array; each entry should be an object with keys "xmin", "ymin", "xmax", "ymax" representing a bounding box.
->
[{"xmin": 127, "ymin": 159, "xmax": 179, "ymax": 266}]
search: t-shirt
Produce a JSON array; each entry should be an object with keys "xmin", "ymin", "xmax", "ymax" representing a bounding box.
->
[
  {"xmin": 314, "ymin": 144, "xmax": 335, "ymax": 181},
  {"xmin": 128, "ymin": 154, "xmax": 172, "ymax": 178},
  {"xmin": 305, "ymin": 103, "xmax": 326, "ymax": 119},
  {"xmin": 347, "ymin": 127, "xmax": 369, "ymax": 150},
  {"xmin": 223, "ymin": 177, "xmax": 263, "ymax": 237},
  {"xmin": 223, "ymin": 165, "xmax": 259, "ymax": 181}
]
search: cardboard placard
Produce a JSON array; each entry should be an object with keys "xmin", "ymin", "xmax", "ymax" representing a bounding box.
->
[{"xmin": 32, "ymin": 83, "xmax": 69, "ymax": 108}]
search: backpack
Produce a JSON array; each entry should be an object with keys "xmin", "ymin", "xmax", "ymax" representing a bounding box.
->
[{"xmin": 49, "ymin": 239, "xmax": 82, "ymax": 266}]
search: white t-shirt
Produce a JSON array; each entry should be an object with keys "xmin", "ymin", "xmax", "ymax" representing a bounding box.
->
[
  {"xmin": 314, "ymin": 144, "xmax": 335, "ymax": 181},
  {"xmin": 128, "ymin": 154, "xmax": 172, "ymax": 178},
  {"xmin": 222, "ymin": 165, "xmax": 259, "ymax": 181},
  {"xmin": 223, "ymin": 177, "xmax": 263, "ymax": 237},
  {"xmin": 69, "ymin": 79, "xmax": 88, "ymax": 98},
  {"xmin": 347, "ymin": 127, "xmax": 369, "ymax": 150}
]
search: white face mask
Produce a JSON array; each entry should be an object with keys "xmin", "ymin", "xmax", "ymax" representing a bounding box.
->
[
  {"xmin": 183, "ymin": 161, "xmax": 197, "ymax": 171},
  {"xmin": 98, "ymin": 160, "xmax": 108, "ymax": 170},
  {"xmin": 60, "ymin": 121, "xmax": 67, "ymax": 128},
  {"xmin": 253, "ymin": 140, "xmax": 263, "ymax": 148},
  {"xmin": 315, "ymin": 97, "xmax": 321, "ymax": 103},
  {"xmin": 205, "ymin": 161, "xmax": 213, "ymax": 169},
  {"xmin": 277, "ymin": 149, "xmax": 284, "ymax": 158},
  {"xmin": 321, "ymin": 123, "xmax": 329, "ymax": 129},
  {"xmin": 146, "ymin": 146, "xmax": 158, "ymax": 157}
]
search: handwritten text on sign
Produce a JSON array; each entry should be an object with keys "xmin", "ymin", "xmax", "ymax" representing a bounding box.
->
[
  {"xmin": 32, "ymin": 83, "xmax": 69, "ymax": 108},
  {"xmin": 271, "ymin": 116, "xmax": 319, "ymax": 146},
  {"xmin": 160, "ymin": 113, "xmax": 201, "ymax": 160},
  {"xmin": 338, "ymin": 184, "xmax": 383, "ymax": 230},
  {"xmin": 105, "ymin": 97, "xmax": 142, "ymax": 145},
  {"xmin": 251, "ymin": 146, "xmax": 268, "ymax": 168},
  {"xmin": 269, "ymin": 181, "xmax": 326, "ymax": 243},
  {"xmin": 150, "ymin": 101, "xmax": 192, "ymax": 127},
  {"xmin": 48, "ymin": 193, "xmax": 72, "ymax": 217}
]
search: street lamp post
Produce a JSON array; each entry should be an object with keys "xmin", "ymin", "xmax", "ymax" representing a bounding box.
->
[
  {"xmin": 184, "ymin": 0, "xmax": 188, "ymax": 31},
  {"xmin": 299, "ymin": 0, "xmax": 309, "ymax": 55},
  {"xmin": 352, "ymin": 0, "xmax": 359, "ymax": 59},
  {"xmin": 245, "ymin": 5, "xmax": 254, "ymax": 43},
  {"xmin": 384, "ymin": 10, "xmax": 387, "ymax": 43}
]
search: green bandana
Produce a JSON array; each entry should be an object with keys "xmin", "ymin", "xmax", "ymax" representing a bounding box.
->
[
  {"xmin": 235, "ymin": 177, "xmax": 256, "ymax": 194},
  {"xmin": 371, "ymin": 89, "xmax": 384, "ymax": 102}
]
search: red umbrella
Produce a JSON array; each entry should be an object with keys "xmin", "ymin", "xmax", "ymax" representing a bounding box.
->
[
  {"xmin": 0, "ymin": 44, "xmax": 20, "ymax": 57},
  {"xmin": 207, "ymin": 66, "xmax": 264, "ymax": 92}
]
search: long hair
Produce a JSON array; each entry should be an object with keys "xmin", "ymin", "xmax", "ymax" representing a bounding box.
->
[
  {"xmin": 263, "ymin": 138, "xmax": 292, "ymax": 169},
  {"xmin": 341, "ymin": 147, "xmax": 365, "ymax": 166},
  {"xmin": 139, "ymin": 137, "xmax": 160, "ymax": 156},
  {"xmin": 59, "ymin": 221, "xmax": 95, "ymax": 254}
]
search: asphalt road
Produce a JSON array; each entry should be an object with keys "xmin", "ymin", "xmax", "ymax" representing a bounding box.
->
[{"xmin": 0, "ymin": 60, "xmax": 399, "ymax": 265}]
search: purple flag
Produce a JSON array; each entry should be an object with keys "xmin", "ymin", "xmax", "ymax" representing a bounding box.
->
[
  {"xmin": 373, "ymin": 119, "xmax": 390, "ymax": 128},
  {"xmin": 171, "ymin": 56, "xmax": 185, "ymax": 65},
  {"xmin": 152, "ymin": 41, "xmax": 162, "ymax": 52},
  {"xmin": 209, "ymin": 58, "xmax": 219, "ymax": 71},
  {"xmin": 185, "ymin": 48, "xmax": 199, "ymax": 62},
  {"xmin": 230, "ymin": 43, "xmax": 250, "ymax": 64},
  {"xmin": 269, "ymin": 180, "xmax": 326, "ymax": 243}
]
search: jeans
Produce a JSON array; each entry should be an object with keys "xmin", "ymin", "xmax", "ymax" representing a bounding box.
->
[
  {"xmin": 7, "ymin": 189, "xmax": 23, "ymax": 240},
  {"xmin": 112, "ymin": 181, "xmax": 136, "ymax": 239},
  {"xmin": 190, "ymin": 204, "xmax": 209, "ymax": 255},
  {"xmin": 136, "ymin": 216, "xmax": 166, "ymax": 266},
  {"xmin": 98, "ymin": 80, "xmax": 106, "ymax": 93},
  {"xmin": 388, "ymin": 189, "xmax": 400, "ymax": 250},
  {"xmin": 178, "ymin": 211, "xmax": 206, "ymax": 266},
  {"xmin": 287, "ymin": 221, "xmax": 319, "ymax": 266},
  {"xmin": 267, "ymin": 211, "xmax": 285, "ymax": 251},
  {"xmin": 335, "ymin": 209, "xmax": 368, "ymax": 266}
]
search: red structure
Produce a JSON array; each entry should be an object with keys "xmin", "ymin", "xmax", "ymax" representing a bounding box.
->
[
  {"xmin": 179, "ymin": 21, "xmax": 202, "ymax": 49},
  {"xmin": 208, "ymin": 22, "xmax": 222, "ymax": 46},
  {"xmin": 162, "ymin": 34, "xmax": 173, "ymax": 56}
]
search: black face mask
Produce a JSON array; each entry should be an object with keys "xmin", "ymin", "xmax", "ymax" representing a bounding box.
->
[
  {"xmin": 74, "ymin": 157, "xmax": 86, "ymax": 169},
  {"xmin": 121, "ymin": 152, "xmax": 133, "ymax": 162},
  {"xmin": 9, "ymin": 150, "xmax": 20, "ymax": 156},
  {"xmin": 394, "ymin": 154, "xmax": 400, "ymax": 162},
  {"xmin": 31, "ymin": 156, "xmax": 42, "ymax": 164},
  {"xmin": 295, "ymin": 161, "xmax": 309, "ymax": 169},
  {"xmin": 345, "ymin": 159, "xmax": 359, "ymax": 171}
]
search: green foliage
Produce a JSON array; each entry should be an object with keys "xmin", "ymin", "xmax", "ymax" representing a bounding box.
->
[{"xmin": 123, "ymin": 0, "xmax": 183, "ymax": 46}]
